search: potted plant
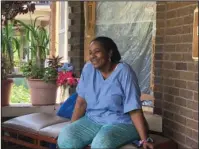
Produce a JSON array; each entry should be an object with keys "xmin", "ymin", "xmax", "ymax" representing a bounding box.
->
[
  {"xmin": 1, "ymin": 22, "xmax": 20, "ymax": 106},
  {"xmin": 15, "ymin": 17, "xmax": 61, "ymax": 105}
]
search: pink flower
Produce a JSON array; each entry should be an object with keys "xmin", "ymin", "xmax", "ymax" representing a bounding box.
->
[{"xmin": 56, "ymin": 70, "xmax": 78, "ymax": 87}]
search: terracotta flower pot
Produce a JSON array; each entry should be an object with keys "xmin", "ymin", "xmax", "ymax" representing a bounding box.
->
[
  {"xmin": 2, "ymin": 79, "xmax": 13, "ymax": 106},
  {"xmin": 27, "ymin": 79, "xmax": 58, "ymax": 106}
]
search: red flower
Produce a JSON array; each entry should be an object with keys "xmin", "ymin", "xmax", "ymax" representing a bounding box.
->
[{"xmin": 56, "ymin": 71, "xmax": 78, "ymax": 87}]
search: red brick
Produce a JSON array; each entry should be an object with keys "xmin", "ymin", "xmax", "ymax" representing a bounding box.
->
[
  {"xmin": 186, "ymin": 100, "xmax": 198, "ymax": 111},
  {"xmin": 163, "ymin": 70, "xmax": 180, "ymax": 78},
  {"xmin": 154, "ymin": 76, "xmax": 162, "ymax": 84},
  {"xmin": 164, "ymin": 44, "xmax": 175, "ymax": 52},
  {"xmin": 157, "ymin": 4, "xmax": 166, "ymax": 12},
  {"xmin": 167, "ymin": 18, "xmax": 176, "ymax": 27},
  {"xmin": 154, "ymin": 92, "xmax": 162, "ymax": 99},
  {"xmin": 187, "ymin": 62, "xmax": 198, "ymax": 72},
  {"xmin": 170, "ymin": 53, "xmax": 183, "ymax": 61},
  {"xmin": 165, "ymin": 35, "xmax": 181, "ymax": 43},
  {"xmin": 176, "ymin": 43, "xmax": 192, "ymax": 52},
  {"xmin": 178, "ymin": 106, "xmax": 193, "ymax": 118},
  {"xmin": 156, "ymin": 29, "xmax": 165, "ymax": 36},
  {"xmin": 163, "ymin": 62, "xmax": 175, "ymax": 70},
  {"xmin": 185, "ymin": 136, "xmax": 198, "ymax": 149},
  {"xmin": 181, "ymin": 34, "xmax": 193, "ymax": 43},
  {"xmin": 182, "ymin": 24, "xmax": 192, "ymax": 34},
  {"xmin": 179, "ymin": 89, "xmax": 193, "ymax": 99},
  {"xmin": 183, "ymin": 53, "xmax": 194, "ymax": 62},
  {"xmin": 155, "ymin": 53, "xmax": 163, "ymax": 60},
  {"xmin": 164, "ymin": 86, "xmax": 179, "ymax": 96},
  {"xmin": 154, "ymin": 84, "xmax": 163, "ymax": 92},
  {"xmin": 164, "ymin": 94, "xmax": 175, "ymax": 103},
  {"xmin": 164, "ymin": 102, "xmax": 178, "ymax": 113},
  {"xmin": 154, "ymin": 61, "xmax": 162, "ymax": 68},
  {"xmin": 186, "ymin": 127, "xmax": 193, "ymax": 137},
  {"xmin": 195, "ymin": 73, "xmax": 198, "ymax": 81},
  {"xmin": 163, "ymin": 53, "xmax": 170, "ymax": 60},
  {"xmin": 192, "ymin": 130, "xmax": 198, "ymax": 141},
  {"xmin": 163, "ymin": 126, "xmax": 174, "ymax": 137},
  {"xmin": 167, "ymin": 2, "xmax": 180, "ymax": 10},
  {"xmin": 187, "ymin": 81, "xmax": 198, "ymax": 91},
  {"xmin": 177, "ymin": 6, "xmax": 194, "ymax": 17},
  {"xmin": 186, "ymin": 118, "xmax": 198, "ymax": 130},
  {"xmin": 175, "ymin": 97, "xmax": 186, "ymax": 107},
  {"xmin": 179, "ymin": 71, "xmax": 196, "ymax": 81},
  {"xmin": 166, "ymin": 26, "xmax": 183, "ymax": 35},
  {"xmin": 156, "ymin": 36, "xmax": 164, "ymax": 44},
  {"xmin": 164, "ymin": 110, "xmax": 174, "ymax": 120},
  {"xmin": 154, "ymin": 68, "xmax": 163, "ymax": 77},
  {"xmin": 175, "ymin": 17, "xmax": 184, "ymax": 26},
  {"xmin": 157, "ymin": 12, "xmax": 166, "ymax": 20},
  {"xmin": 175, "ymin": 114, "xmax": 186, "ymax": 124},
  {"xmin": 155, "ymin": 45, "xmax": 164, "ymax": 53},
  {"xmin": 176, "ymin": 63, "xmax": 187, "ymax": 70},
  {"xmin": 167, "ymin": 10, "xmax": 177, "ymax": 19},
  {"xmin": 163, "ymin": 118, "xmax": 173, "ymax": 127},
  {"xmin": 175, "ymin": 80, "xmax": 187, "ymax": 88},
  {"xmin": 173, "ymin": 123, "xmax": 186, "ymax": 134},
  {"xmin": 194, "ymin": 92, "xmax": 198, "ymax": 101},
  {"xmin": 157, "ymin": 20, "xmax": 165, "ymax": 28},
  {"xmin": 164, "ymin": 78, "xmax": 175, "ymax": 86},
  {"xmin": 173, "ymin": 131, "xmax": 186, "ymax": 144},
  {"xmin": 193, "ymin": 111, "xmax": 198, "ymax": 120}
]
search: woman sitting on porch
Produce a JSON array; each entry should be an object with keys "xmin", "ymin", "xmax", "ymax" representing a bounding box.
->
[{"xmin": 58, "ymin": 36, "xmax": 154, "ymax": 149}]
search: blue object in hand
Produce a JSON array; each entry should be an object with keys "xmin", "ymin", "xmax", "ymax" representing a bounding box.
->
[{"xmin": 57, "ymin": 92, "xmax": 78, "ymax": 119}]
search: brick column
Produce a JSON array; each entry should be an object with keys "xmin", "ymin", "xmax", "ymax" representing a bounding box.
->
[
  {"xmin": 68, "ymin": 1, "xmax": 85, "ymax": 77},
  {"xmin": 155, "ymin": 2, "xmax": 198, "ymax": 148},
  {"xmin": 68, "ymin": 2, "xmax": 85, "ymax": 94}
]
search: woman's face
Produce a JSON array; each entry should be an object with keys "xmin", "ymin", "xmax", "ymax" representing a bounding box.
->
[{"xmin": 89, "ymin": 41, "xmax": 109, "ymax": 69}]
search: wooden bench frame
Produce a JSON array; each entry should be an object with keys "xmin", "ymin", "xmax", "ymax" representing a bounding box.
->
[{"xmin": 2, "ymin": 94, "xmax": 171, "ymax": 149}]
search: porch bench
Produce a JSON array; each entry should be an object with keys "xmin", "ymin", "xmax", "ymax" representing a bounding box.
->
[{"xmin": 2, "ymin": 112, "xmax": 177, "ymax": 149}]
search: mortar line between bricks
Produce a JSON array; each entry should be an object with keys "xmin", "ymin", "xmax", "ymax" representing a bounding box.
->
[
  {"xmin": 163, "ymin": 100, "xmax": 198, "ymax": 113},
  {"xmin": 164, "ymin": 121, "xmax": 198, "ymax": 140},
  {"xmin": 166, "ymin": 4, "xmax": 197, "ymax": 12},
  {"xmin": 155, "ymin": 68, "xmax": 198, "ymax": 73},
  {"xmin": 163, "ymin": 114, "xmax": 187, "ymax": 127},
  {"xmin": 163, "ymin": 84, "xmax": 198, "ymax": 92}
]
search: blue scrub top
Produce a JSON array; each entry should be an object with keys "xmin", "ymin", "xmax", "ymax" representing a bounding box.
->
[{"xmin": 76, "ymin": 62, "xmax": 142, "ymax": 125}]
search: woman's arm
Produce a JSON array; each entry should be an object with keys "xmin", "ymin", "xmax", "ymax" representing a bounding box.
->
[
  {"xmin": 130, "ymin": 109, "xmax": 148, "ymax": 140},
  {"xmin": 71, "ymin": 96, "xmax": 87, "ymax": 122}
]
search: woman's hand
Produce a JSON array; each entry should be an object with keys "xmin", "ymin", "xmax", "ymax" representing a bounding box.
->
[{"xmin": 143, "ymin": 142, "xmax": 154, "ymax": 149}]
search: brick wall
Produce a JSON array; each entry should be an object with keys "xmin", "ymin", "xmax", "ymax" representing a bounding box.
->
[
  {"xmin": 68, "ymin": 2, "xmax": 84, "ymax": 94},
  {"xmin": 155, "ymin": 2, "xmax": 198, "ymax": 148},
  {"xmin": 68, "ymin": 1, "xmax": 85, "ymax": 77}
]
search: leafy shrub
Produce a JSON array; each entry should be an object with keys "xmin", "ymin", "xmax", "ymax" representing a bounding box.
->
[{"xmin": 10, "ymin": 84, "xmax": 30, "ymax": 103}]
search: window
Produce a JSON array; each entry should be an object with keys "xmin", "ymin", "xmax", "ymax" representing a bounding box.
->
[{"xmin": 56, "ymin": 1, "xmax": 69, "ymax": 63}]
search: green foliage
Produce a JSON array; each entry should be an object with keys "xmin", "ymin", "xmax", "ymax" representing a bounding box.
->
[
  {"xmin": 10, "ymin": 84, "xmax": 30, "ymax": 103},
  {"xmin": 21, "ymin": 60, "xmax": 58, "ymax": 82},
  {"xmin": 1, "ymin": 22, "xmax": 20, "ymax": 79},
  {"xmin": 43, "ymin": 67, "xmax": 58, "ymax": 83},
  {"xmin": 15, "ymin": 17, "xmax": 49, "ymax": 69}
]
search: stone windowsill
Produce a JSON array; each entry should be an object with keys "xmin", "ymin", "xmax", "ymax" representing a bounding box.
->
[{"xmin": 2, "ymin": 103, "xmax": 61, "ymax": 118}]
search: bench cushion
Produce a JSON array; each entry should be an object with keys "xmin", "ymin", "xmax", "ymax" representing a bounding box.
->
[
  {"xmin": 39, "ymin": 121, "xmax": 71, "ymax": 138},
  {"xmin": 2, "ymin": 113, "xmax": 70, "ymax": 134}
]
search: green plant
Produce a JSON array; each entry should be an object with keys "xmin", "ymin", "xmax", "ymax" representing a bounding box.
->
[
  {"xmin": 10, "ymin": 84, "xmax": 30, "ymax": 103},
  {"xmin": 20, "ymin": 56, "xmax": 62, "ymax": 83},
  {"xmin": 15, "ymin": 16, "xmax": 49, "ymax": 69},
  {"xmin": 1, "ymin": 22, "xmax": 20, "ymax": 79}
]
